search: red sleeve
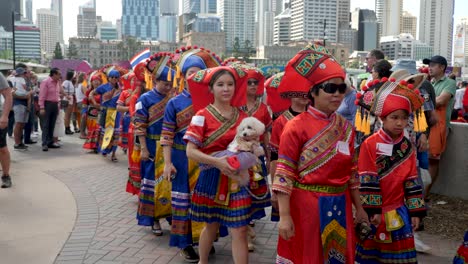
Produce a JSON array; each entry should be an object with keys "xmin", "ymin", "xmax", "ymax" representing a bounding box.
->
[
  {"xmin": 272, "ymin": 118, "xmax": 302, "ymax": 195},
  {"xmin": 117, "ymin": 90, "xmax": 129, "ymax": 106},
  {"xmin": 463, "ymin": 89, "xmax": 468, "ymax": 112},
  {"xmin": 269, "ymin": 116, "xmax": 285, "ymax": 153},
  {"xmin": 358, "ymin": 136, "xmax": 382, "ymax": 215},
  {"xmin": 183, "ymin": 109, "xmax": 207, "ymax": 148}
]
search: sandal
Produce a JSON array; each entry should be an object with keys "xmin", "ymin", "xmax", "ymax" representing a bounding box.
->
[
  {"xmin": 152, "ymin": 221, "xmax": 163, "ymax": 236},
  {"xmin": 111, "ymin": 156, "xmax": 118, "ymax": 162}
]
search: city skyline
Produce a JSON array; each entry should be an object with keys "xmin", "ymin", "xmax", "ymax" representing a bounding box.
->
[{"xmin": 28, "ymin": 0, "xmax": 466, "ymax": 45}]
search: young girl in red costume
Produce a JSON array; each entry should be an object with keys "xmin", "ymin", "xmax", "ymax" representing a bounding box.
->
[{"xmin": 355, "ymin": 77, "xmax": 427, "ymax": 264}]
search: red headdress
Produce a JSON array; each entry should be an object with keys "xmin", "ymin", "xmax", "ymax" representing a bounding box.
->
[
  {"xmin": 265, "ymin": 72, "xmax": 290, "ymax": 116},
  {"xmin": 229, "ymin": 62, "xmax": 265, "ymax": 96},
  {"xmin": 278, "ymin": 43, "xmax": 346, "ymax": 98},
  {"xmin": 186, "ymin": 66, "xmax": 248, "ymax": 112}
]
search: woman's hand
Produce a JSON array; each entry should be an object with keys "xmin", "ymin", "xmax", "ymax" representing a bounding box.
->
[
  {"xmin": 370, "ymin": 214, "xmax": 382, "ymax": 227},
  {"xmin": 278, "ymin": 214, "xmax": 295, "ymax": 241},
  {"xmin": 163, "ymin": 163, "xmax": 177, "ymax": 181},
  {"xmin": 411, "ymin": 217, "xmax": 420, "ymax": 231},
  {"xmin": 354, "ymin": 207, "xmax": 370, "ymax": 225},
  {"xmin": 140, "ymin": 148, "xmax": 150, "ymax": 161},
  {"xmin": 417, "ymin": 134, "xmax": 428, "ymax": 152},
  {"xmin": 215, "ymin": 156, "xmax": 237, "ymax": 176}
]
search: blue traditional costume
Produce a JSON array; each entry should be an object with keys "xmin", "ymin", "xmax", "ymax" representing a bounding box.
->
[
  {"xmin": 161, "ymin": 47, "xmax": 221, "ymax": 249},
  {"xmin": 95, "ymin": 70, "xmax": 122, "ymax": 155},
  {"xmin": 135, "ymin": 53, "xmax": 175, "ymax": 227}
]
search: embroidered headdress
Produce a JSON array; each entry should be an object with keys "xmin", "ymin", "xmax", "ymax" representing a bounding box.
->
[
  {"xmin": 265, "ymin": 72, "xmax": 291, "ymax": 117},
  {"xmin": 142, "ymin": 52, "xmax": 175, "ymax": 89},
  {"xmin": 355, "ymin": 76, "xmax": 428, "ymax": 134},
  {"xmin": 278, "ymin": 43, "xmax": 346, "ymax": 98},
  {"xmin": 186, "ymin": 66, "xmax": 248, "ymax": 112},
  {"xmin": 229, "ymin": 62, "xmax": 265, "ymax": 97}
]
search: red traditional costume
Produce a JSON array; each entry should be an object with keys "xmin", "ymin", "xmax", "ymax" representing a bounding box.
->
[
  {"xmin": 355, "ymin": 79, "xmax": 427, "ymax": 264},
  {"xmin": 272, "ymin": 44, "xmax": 357, "ymax": 264},
  {"xmin": 83, "ymin": 72, "xmax": 103, "ymax": 151}
]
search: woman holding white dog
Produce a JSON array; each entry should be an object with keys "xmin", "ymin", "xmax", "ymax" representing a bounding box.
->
[
  {"xmin": 184, "ymin": 66, "xmax": 251, "ymax": 264},
  {"xmin": 273, "ymin": 44, "xmax": 368, "ymax": 264}
]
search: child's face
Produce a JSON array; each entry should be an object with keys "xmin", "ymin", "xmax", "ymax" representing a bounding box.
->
[{"xmin": 381, "ymin": 110, "xmax": 409, "ymax": 138}]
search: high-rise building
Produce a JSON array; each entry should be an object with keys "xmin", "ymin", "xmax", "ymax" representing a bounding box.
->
[
  {"xmin": 116, "ymin": 19, "xmax": 122, "ymax": 40},
  {"xmin": 412, "ymin": 40, "xmax": 433, "ymax": 61},
  {"xmin": 77, "ymin": 2, "xmax": 97, "ymax": 37},
  {"xmin": 0, "ymin": 0, "xmax": 20, "ymax": 32},
  {"xmin": 375, "ymin": 0, "xmax": 403, "ymax": 38},
  {"xmin": 379, "ymin": 33, "xmax": 413, "ymax": 60},
  {"xmin": 188, "ymin": 15, "xmax": 221, "ymax": 33},
  {"xmin": 352, "ymin": 8, "xmax": 378, "ymax": 51},
  {"xmin": 257, "ymin": 0, "xmax": 275, "ymax": 47},
  {"xmin": 160, "ymin": 0, "xmax": 178, "ymax": 15},
  {"xmin": 0, "ymin": 26, "xmax": 13, "ymax": 51},
  {"xmin": 183, "ymin": 0, "xmax": 217, "ymax": 14},
  {"xmin": 25, "ymin": 0, "xmax": 33, "ymax": 22},
  {"xmin": 51, "ymin": 0, "xmax": 63, "ymax": 43},
  {"xmin": 218, "ymin": 0, "xmax": 256, "ymax": 51},
  {"xmin": 96, "ymin": 21, "xmax": 118, "ymax": 41},
  {"xmin": 159, "ymin": 16, "xmax": 177, "ymax": 42},
  {"xmin": 290, "ymin": 0, "xmax": 339, "ymax": 44},
  {"xmin": 14, "ymin": 21, "xmax": 41, "ymax": 61},
  {"xmin": 273, "ymin": 7, "xmax": 291, "ymax": 45},
  {"xmin": 337, "ymin": 0, "xmax": 350, "ymax": 29},
  {"xmin": 453, "ymin": 18, "xmax": 468, "ymax": 67},
  {"xmin": 274, "ymin": 0, "xmax": 284, "ymax": 16},
  {"xmin": 400, "ymin": 11, "xmax": 417, "ymax": 38},
  {"xmin": 36, "ymin": 8, "xmax": 59, "ymax": 57},
  {"xmin": 419, "ymin": 0, "xmax": 455, "ymax": 63},
  {"xmin": 121, "ymin": 0, "xmax": 159, "ymax": 40}
]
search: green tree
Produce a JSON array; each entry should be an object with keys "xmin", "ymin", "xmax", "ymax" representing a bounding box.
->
[
  {"xmin": 118, "ymin": 37, "xmax": 143, "ymax": 60},
  {"xmin": 232, "ymin": 37, "xmax": 241, "ymax": 57},
  {"xmin": 243, "ymin": 39, "xmax": 253, "ymax": 62},
  {"xmin": 347, "ymin": 60, "xmax": 360, "ymax": 69},
  {"xmin": 0, "ymin": 49, "xmax": 12, "ymax": 60},
  {"xmin": 53, "ymin": 42, "xmax": 63, "ymax": 59},
  {"xmin": 67, "ymin": 42, "xmax": 79, "ymax": 59}
]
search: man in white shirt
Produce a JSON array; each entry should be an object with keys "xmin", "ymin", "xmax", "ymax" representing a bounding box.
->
[{"xmin": 12, "ymin": 67, "xmax": 32, "ymax": 150}]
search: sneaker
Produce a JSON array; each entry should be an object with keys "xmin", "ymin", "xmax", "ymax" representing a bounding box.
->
[
  {"xmin": 14, "ymin": 144, "xmax": 28, "ymax": 150},
  {"xmin": 414, "ymin": 233, "xmax": 431, "ymax": 253},
  {"xmin": 180, "ymin": 246, "xmax": 199, "ymax": 263},
  {"xmin": 24, "ymin": 140, "xmax": 37, "ymax": 144},
  {"xmin": 48, "ymin": 143, "xmax": 61, "ymax": 149},
  {"xmin": 74, "ymin": 129, "xmax": 80, "ymax": 133},
  {"xmin": 1, "ymin": 175, "xmax": 12, "ymax": 188},
  {"xmin": 42, "ymin": 145, "xmax": 49, "ymax": 152},
  {"xmin": 65, "ymin": 128, "xmax": 74, "ymax": 135}
]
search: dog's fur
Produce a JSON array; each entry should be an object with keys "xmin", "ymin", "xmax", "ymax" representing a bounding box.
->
[{"xmin": 228, "ymin": 117, "xmax": 265, "ymax": 156}]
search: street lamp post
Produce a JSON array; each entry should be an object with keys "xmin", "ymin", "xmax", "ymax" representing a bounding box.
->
[{"xmin": 318, "ymin": 19, "xmax": 327, "ymax": 47}]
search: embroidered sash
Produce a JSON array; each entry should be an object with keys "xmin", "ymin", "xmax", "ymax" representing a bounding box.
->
[
  {"xmin": 148, "ymin": 95, "xmax": 170, "ymax": 127},
  {"xmin": 101, "ymin": 108, "xmax": 117, "ymax": 149},
  {"xmin": 203, "ymin": 105, "xmax": 239, "ymax": 147},
  {"xmin": 376, "ymin": 137, "xmax": 412, "ymax": 179},
  {"xmin": 298, "ymin": 115, "xmax": 352, "ymax": 177}
]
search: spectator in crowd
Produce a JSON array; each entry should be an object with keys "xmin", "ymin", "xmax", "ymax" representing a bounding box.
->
[
  {"xmin": 75, "ymin": 73, "xmax": 86, "ymax": 138},
  {"xmin": 365, "ymin": 49, "xmax": 385, "ymax": 83},
  {"xmin": 371, "ymin": 59, "xmax": 393, "ymax": 80},
  {"xmin": 12, "ymin": 67, "xmax": 31, "ymax": 150},
  {"xmin": 336, "ymin": 77, "xmax": 358, "ymax": 124},
  {"xmin": 62, "ymin": 70, "xmax": 75, "ymax": 135},
  {"xmin": 39, "ymin": 68, "xmax": 62, "ymax": 151},
  {"xmin": 453, "ymin": 81, "xmax": 466, "ymax": 120},
  {"xmin": 423, "ymin": 55, "xmax": 457, "ymax": 195},
  {"xmin": 16, "ymin": 63, "xmax": 37, "ymax": 145},
  {"xmin": 0, "ymin": 72, "xmax": 13, "ymax": 188}
]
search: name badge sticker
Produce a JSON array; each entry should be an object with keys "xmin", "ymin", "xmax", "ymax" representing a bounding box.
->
[
  {"xmin": 336, "ymin": 141, "xmax": 350, "ymax": 156},
  {"xmin": 376, "ymin": 143, "xmax": 393, "ymax": 156},
  {"xmin": 191, "ymin": 115, "xmax": 205, "ymax": 127}
]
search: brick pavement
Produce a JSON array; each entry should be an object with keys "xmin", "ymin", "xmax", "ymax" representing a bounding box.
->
[{"xmin": 6, "ymin": 135, "xmax": 460, "ymax": 264}]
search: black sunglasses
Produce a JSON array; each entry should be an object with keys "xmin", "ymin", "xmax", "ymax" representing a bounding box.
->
[
  {"xmin": 248, "ymin": 80, "xmax": 259, "ymax": 85},
  {"xmin": 318, "ymin": 83, "xmax": 347, "ymax": 94}
]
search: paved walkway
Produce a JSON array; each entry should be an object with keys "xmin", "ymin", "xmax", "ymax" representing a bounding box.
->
[{"xmin": 0, "ymin": 135, "xmax": 461, "ymax": 264}]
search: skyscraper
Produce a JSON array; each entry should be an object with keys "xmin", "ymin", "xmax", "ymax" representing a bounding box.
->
[
  {"xmin": 121, "ymin": 0, "xmax": 159, "ymax": 40},
  {"xmin": 36, "ymin": 8, "xmax": 59, "ymax": 56},
  {"xmin": 453, "ymin": 18, "xmax": 468, "ymax": 67},
  {"xmin": 290, "ymin": 0, "xmax": 339, "ymax": 44},
  {"xmin": 77, "ymin": 2, "xmax": 97, "ymax": 37},
  {"xmin": 218, "ymin": 0, "xmax": 255, "ymax": 51},
  {"xmin": 257, "ymin": 0, "xmax": 275, "ymax": 47},
  {"xmin": 352, "ymin": 8, "xmax": 378, "ymax": 51},
  {"xmin": 375, "ymin": 0, "xmax": 403, "ymax": 38},
  {"xmin": 0, "ymin": 0, "xmax": 20, "ymax": 32},
  {"xmin": 273, "ymin": 7, "xmax": 291, "ymax": 45},
  {"xmin": 419, "ymin": 0, "xmax": 454, "ymax": 62},
  {"xmin": 400, "ymin": 11, "xmax": 417, "ymax": 38},
  {"xmin": 159, "ymin": 0, "xmax": 177, "ymax": 42},
  {"xmin": 51, "ymin": 0, "xmax": 63, "ymax": 43},
  {"xmin": 25, "ymin": 0, "xmax": 33, "ymax": 22},
  {"xmin": 183, "ymin": 0, "xmax": 217, "ymax": 14},
  {"xmin": 160, "ymin": 0, "xmax": 178, "ymax": 15}
]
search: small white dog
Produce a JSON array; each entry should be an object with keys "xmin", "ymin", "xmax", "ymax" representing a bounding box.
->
[{"xmin": 228, "ymin": 117, "xmax": 265, "ymax": 157}]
